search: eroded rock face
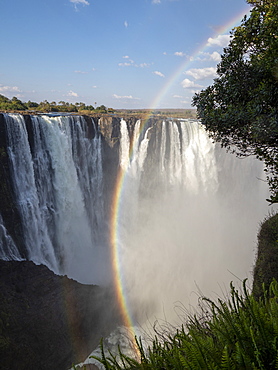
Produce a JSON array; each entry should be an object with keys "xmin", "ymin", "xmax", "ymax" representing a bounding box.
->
[
  {"xmin": 0, "ymin": 260, "xmax": 122, "ymax": 370},
  {"xmin": 253, "ymin": 213, "xmax": 278, "ymax": 299}
]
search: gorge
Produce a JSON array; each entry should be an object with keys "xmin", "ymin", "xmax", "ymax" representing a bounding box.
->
[{"xmin": 0, "ymin": 113, "xmax": 275, "ymax": 369}]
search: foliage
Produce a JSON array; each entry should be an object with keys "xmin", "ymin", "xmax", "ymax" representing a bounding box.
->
[
  {"xmin": 192, "ymin": 0, "xmax": 278, "ymax": 203},
  {"xmin": 92, "ymin": 279, "xmax": 278, "ymax": 369},
  {"xmin": 0, "ymin": 94, "xmax": 28, "ymax": 111},
  {"xmin": 253, "ymin": 212, "xmax": 278, "ymax": 299},
  {"xmin": 36, "ymin": 100, "xmax": 79, "ymax": 112},
  {"xmin": 0, "ymin": 94, "xmax": 110, "ymax": 114}
]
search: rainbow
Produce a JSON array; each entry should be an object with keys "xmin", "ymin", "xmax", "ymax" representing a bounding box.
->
[
  {"xmin": 149, "ymin": 5, "xmax": 251, "ymax": 110},
  {"xmin": 109, "ymin": 5, "xmax": 250, "ymax": 356}
]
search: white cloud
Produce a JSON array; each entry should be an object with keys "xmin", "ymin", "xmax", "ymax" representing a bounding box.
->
[
  {"xmin": 74, "ymin": 70, "xmax": 88, "ymax": 74},
  {"xmin": 113, "ymin": 94, "xmax": 140, "ymax": 100},
  {"xmin": 190, "ymin": 89, "xmax": 202, "ymax": 94},
  {"xmin": 70, "ymin": 0, "xmax": 89, "ymax": 11},
  {"xmin": 119, "ymin": 56, "xmax": 135, "ymax": 65},
  {"xmin": 67, "ymin": 90, "xmax": 79, "ymax": 97},
  {"xmin": 173, "ymin": 95, "xmax": 183, "ymax": 98},
  {"xmin": 152, "ymin": 0, "xmax": 161, "ymax": 3},
  {"xmin": 153, "ymin": 71, "xmax": 165, "ymax": 77},
  {"xmin": 185, "ymin": 67, "xmax": 217, "ymax": 80},
  {"xmin": 91, "ymin": 85, "xmax": 97, "ymax": 88},
  {"xmin": 119, "ymin": 58, "xmax": 150, "ymax": 68},
  {"xmin": 70, "ymin": 0, "xmax": 89, "ymax": 5},
  {"xmin": 124, "ymin": 21, "xmax": 128, "ymax": 28},
  {"xmin": 196, "ymin": 51, "xmax": 221, "ymax": 62},
  {"xmin": 206, "ymin": 34, "xmax": 230, "ymax": 47},
  {"xmin": 181, "ymin": 78, "xmax": 202, "ymax": 89},
  {"xmin": 0, "ymin": 85, "xmax": 21, "ymax": 94},
  {"xmin": 210, "ymin": 51, "xmax": 221, "ymax": 62},
  {"xmin": 137, "ymin": 63, "xmax": 150, "ymax": 68},
  {"xmin": 119, "ymin": 62, "xmax": 132, "ymax": 67},
  {"xmin": 174, "ymin": 51, "xmax": 186, "ymax": 57}
]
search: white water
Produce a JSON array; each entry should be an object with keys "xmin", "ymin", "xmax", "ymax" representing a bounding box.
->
[
  {"xmin": 1, "ymin": 114, "xmax": 273, "ymax": 304},
  {"xmin": 74, "ymin": 118, "xmax": 274, "ymax": 370},
  {"xmin": 2, "ymin": 113, "xmax": 275, "ymax": 369},
  {"xmin": 117, "ymin": 119, "xmax": 272, "ymax": 325},
  {"xmin": 0, "ymin": 213, "xmax": 23, "ymax": 261},
  {"xmin": 2, "ymin": 114, "xmax": 108, "ymax": 284},
  {"xmin": 1, "ymin": 114, "xmax": 273, "ymax": 307}
]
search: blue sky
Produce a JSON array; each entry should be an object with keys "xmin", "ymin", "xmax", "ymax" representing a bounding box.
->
[{"xmin": 1, "ymin": 0, "xmax": 250, "ymax": 109}]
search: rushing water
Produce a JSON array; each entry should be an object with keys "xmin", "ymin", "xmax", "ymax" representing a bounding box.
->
[
  {"xmin": 0, "ymin": 114, "xmax": 275, "ymax": 368},
  {"xmin": 116, "ymin": 118, "xmax": 271, "ymax": 324},
  {"xmin": 0, "ymin": 113, "xmax": 108, "ymax": 284},
  {"xmin": 73, "ymin": 117, "xmax": 274, "ymax": 369}
]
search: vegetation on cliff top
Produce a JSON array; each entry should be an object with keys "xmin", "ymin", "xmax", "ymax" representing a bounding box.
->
[
  {"xmin": 0, "ymin": 94, "xmax": 196, "ymax": 119},
  {"xmin": 0, "ymin": 94, "xmax": 112, "ymax": 114},
  {"xmin": 193, "ymin": 0, "xmax": 278, "ymax": 203}
]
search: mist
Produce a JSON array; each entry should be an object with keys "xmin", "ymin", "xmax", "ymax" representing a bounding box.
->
[
  {"xmin": 1, "ymin": 114, "xmax": 274, "ymax": 329},
  {"xmin": 116, "ymin": 119, "xmax": 273, "ymax": 327}
]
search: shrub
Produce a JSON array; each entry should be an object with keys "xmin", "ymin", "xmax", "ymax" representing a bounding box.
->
[{"xmin": 92, "ymin": 279, "xmax": 278, "ymax": 369}]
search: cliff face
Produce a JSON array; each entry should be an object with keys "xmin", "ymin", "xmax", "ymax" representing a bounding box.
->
[
  {"xmin": 0, "ymin": 113, "xmax": 142, "ymax": 370},
  {"xmin": 0, "ymin": 260, "xmax": 122, "ymax": 370},
  {"xmin": 253, "ymin": 213, "xmax": 278, "ymax": 299}
]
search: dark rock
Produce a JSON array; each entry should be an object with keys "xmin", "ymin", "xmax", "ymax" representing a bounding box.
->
[
  {"xmin": 253, "ymin": 213, "xmax": 278, "ymax": 299},
  {"xmin": 0, "ymin": 260, "xmax": 122, "ymax": 370}
]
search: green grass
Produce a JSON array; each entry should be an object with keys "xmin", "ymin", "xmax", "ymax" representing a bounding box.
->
[{"xmin": 92, "ymin": 279, "xmax": 278, "ymax": 369}]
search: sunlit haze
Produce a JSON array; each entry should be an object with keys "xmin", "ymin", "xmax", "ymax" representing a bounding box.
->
[{"xmin": 1, "ymin": 0, "xmax": 250, "ymax": 109}]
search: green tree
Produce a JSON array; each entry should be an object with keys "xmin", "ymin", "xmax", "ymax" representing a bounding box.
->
[
  {"xmin": 0, "ymin": 94, "xmax": 9, "ymax": 103},
  {"xmin": 26, "ymin": 100, "xmax": 39, "ymax": 109},
  {"xmin": 10, "ymin": 97, "xmax": 27, "ymax": 110},
  {"xmin": 192, "ymin": 0, "xmax": 278, "ymax": 203},
  {"xmin": 96, "ymin": 104, "xmax": 107, "ymax": 113},
  {"xmin": 85, "ymin": 105, "xmax": 95, "ymax": 111}
]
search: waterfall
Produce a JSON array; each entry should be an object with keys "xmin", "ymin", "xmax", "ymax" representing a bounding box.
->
[
  {"xmin": 0, "ymin": 213, "xmax": 23, "ymax": 261},
  {"xmin": 75, "ymin": 117, "xmax": 274, "ymax": 369},
  {"xmin": 119, "ymin": 118, "xmax": 130, "ymax": 171},
  {"xmin": 5, "ymin": 113, "xmax": 58, "ymax": 268},
  {"xmin": 116, "ymin": 118, "xmax": 272, "ymax": 324},
  {"xmin": 1, "ymin": 113, "xmax": 107, "ymax": 284},
  {"xmin": 0, "ymin": 114, "xmax": 273, "ymax": 300}
]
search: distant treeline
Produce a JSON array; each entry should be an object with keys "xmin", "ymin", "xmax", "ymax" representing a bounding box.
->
[
  {"xmin": 0, "ymin": 94, "xmax": 197, "ymax": 118},
  {"xmin": 0, "ymin": 94, "xmax": 113, "ymax": 114},
  {"xmin": 116, "ymin": 109, "xmax": 197, "ymax": 119}
]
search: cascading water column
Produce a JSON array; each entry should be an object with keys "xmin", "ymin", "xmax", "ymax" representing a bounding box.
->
[
  {"xmin": 115, "ymin": 118, "xmax": 272, "ymax": 326},
  {"xmin": 0, "ymin": 213, "xmax": 23, "ymax": 261},
  {"xmin": 74, "ymin": 116, "xmax": 274, "ymax": 369},
  {"xmin": 1, "ymin": 113, "xmax": 109, "ymax": 284},
  {"xmin": 5, "ymin": 113, "xmax": 58, "ymax": 269}
]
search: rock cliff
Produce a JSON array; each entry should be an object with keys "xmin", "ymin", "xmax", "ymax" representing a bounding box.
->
[
  {"xmin": 0, "ymin": 260, "xmax": 122, "ymax": 370},
  {"xmin": 252, "ymin": 213, "xmax": 278, "ymax": 299}
]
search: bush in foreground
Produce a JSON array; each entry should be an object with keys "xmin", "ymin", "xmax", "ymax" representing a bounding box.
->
[{"xmin": 92, "ymin": 279, "xmax": 278, "ymax": 369}]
